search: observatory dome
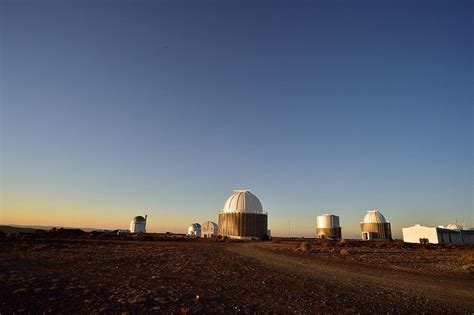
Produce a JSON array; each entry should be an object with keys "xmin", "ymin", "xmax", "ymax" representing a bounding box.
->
[
  {"xmin": 362, "ymin": 210, "xmax": 388, "ymax": 224},
  {"xmin": 187, "ymin": 223, "xmax": 201, "ymax": 236},
  {"xmin": 446, "ymin": 223, "xmax": 462, "ymax": 230},
  {"xmin": 132, "ymin": 216, "xmax": 146, "ymax": 223},
  {"xmin": 188, "ymin": 223, "xmax": 201, "ymax": 233},
  {"xmin": 222, "ymin": 190, "xmax": 263, "ymax": 214}
]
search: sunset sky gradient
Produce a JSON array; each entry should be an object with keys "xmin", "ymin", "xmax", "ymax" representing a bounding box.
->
[{"xmin": 1, "ymin": 0, "xmax": 472, "ymax": 238}]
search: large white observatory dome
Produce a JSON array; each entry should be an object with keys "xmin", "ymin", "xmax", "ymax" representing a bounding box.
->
[
  {"xmin": 222, "ymin": 190, "xmax": 263, "ymax": 214},
  {"xmin": 362, "ymin": 210, "xmax": 388, "ymax": 223}
]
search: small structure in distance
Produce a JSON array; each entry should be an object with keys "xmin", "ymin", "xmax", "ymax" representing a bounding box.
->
[
  {"xmin": 187, "ymin": 223, "xmax": 201, "ymax": 237},
  {"xmin": 316, "ymin": 214, "xmax": 341, "ymax": 240},
  {"xmin": 130, "ymin": 215, "xmax": 147, "ymax": 233},
  {"xmin": 402, "ymin": 223, "xmax": 474, "ymax": 244},
  {"xmin": 360, "ymin": 210, "xmax": 391, "ymax": 240},
  {"xmin": 201, "ymin": 221, "xmax": 218, "ymax": 238}
]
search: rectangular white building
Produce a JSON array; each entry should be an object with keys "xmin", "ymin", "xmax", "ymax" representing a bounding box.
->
[{"xmin": 402, "ymin": 224, "xmax": 474, "ymax": 244}]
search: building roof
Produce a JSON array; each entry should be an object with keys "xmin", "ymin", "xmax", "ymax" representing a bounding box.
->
[
  {"xmin": 222, "ymin": 190, "xmax": 263, "ymax": 214},
  {"xmin": 201, "ymin": 221, "xmax": 218, "ymax": 231},
  {"xmin": 188, "ymin": 223, "xmax": 201, "ymax": 233},
  {"xmin": 362, "ymin": 210, "xmax": 388, "ymax": 224},
  {"xmin": 404, "ymin": 224, "xmax": 474, "ymax": 234},
  {"xmin": 445, "ymin": 223, "xmax": 462, "ymax": 230},
  {"xmin": 131, "ymin": 216, "xmax": 146, "ymax": 223}
]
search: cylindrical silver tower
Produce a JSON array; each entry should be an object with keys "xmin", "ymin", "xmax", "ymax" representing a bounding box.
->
[{"xmin": 316, "ymin": 214, "xmax": 341, "ymax": 240}]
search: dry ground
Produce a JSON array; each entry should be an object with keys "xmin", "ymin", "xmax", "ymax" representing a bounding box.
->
[{"xmin": 0, "ymin": 238, "xmax": 473, "ymax": 314}]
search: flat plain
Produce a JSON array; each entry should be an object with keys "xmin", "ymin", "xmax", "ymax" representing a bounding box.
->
[{"xmin": 1, "ymin": 234, "xmax": 473, "ymax": 314}]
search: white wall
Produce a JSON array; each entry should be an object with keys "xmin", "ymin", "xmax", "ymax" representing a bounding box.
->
[
  {"xmin": 402, "ymin": 225, "xmax": 439, "ymax": 244},
  {"xmin": 130, "ymin": 222, "xmax": 146, "ymax": 233}
]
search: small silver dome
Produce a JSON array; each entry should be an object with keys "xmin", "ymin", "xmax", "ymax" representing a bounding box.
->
[{"xmin": 132, "ymin": 216, "xmax": 146, "ymax": 223}]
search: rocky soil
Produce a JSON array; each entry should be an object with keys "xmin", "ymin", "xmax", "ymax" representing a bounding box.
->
[
  {"xmin": 0, "ymin": 237, "xmax": 473, "ymax": 314},
  {"xmin": 267, "ymin": 238, "xmax": 474, "ymax": 274}
]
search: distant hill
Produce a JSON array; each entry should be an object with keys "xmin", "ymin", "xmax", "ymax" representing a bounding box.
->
[
  {"xmin": 0, "ymin": 225, "xmax": 44, "ymax": 234},
  {"xmin": 0, "ymin": 225, "xmax": 110, "ymax": 234}
]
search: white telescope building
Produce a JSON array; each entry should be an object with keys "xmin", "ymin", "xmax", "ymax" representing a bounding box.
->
[
  {"xmin": 201, "ymin": 221, "xmax": 218, "ymax": 238},
  {"xmin": 187, "ymin": 223, "xmax": 201, "ymax": 237},
  {"xmin": 316, "ymin": 214, "xmax": 341, "ymax": 240},
  {"xmin": 402, "ymin": 224, "xmax": 474, "ymax": 244},
  {"xmin": 218, "ymin": 190, "xmax": 268, "ymax": 240},
  {"xmin": 360, "ymin": 210, "xmax": 391, "ymax": 240},
  {"xmin": 130, "ymin": 215, "xmax": 147, "ymax": 233}
]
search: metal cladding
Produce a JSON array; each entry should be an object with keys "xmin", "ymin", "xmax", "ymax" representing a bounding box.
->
[
  {"xmin": 218, "ymin": 190, "xmax": 268, "ymax": 240},
  {"xmin": 219, "ymin": 212, "xmax": 268, "ymax": 239},
  {"xmin": 201, "ymin": 221, "xmax": 218, "ymax": 238},
  {"xmin": 187, "ymin": 223, "xmax": 201, "ymax": 237},
  {"xmin": 316, "ymin": 214, "xmax": 341, "ymax": 240},
  {"xmin": 360, "ymin": 210, "xmax": 391, "ymax": 240},
  {"xmin": 130, "ymin": 215, "xmax": 147, "ymax": 233},
  {"xmin": 317, "ymin": 214, "xmax": 340, "ymax": 228}
]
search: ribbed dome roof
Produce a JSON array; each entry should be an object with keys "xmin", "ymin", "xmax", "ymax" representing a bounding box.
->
[
  {"xmin": 446, "ymin": 223, "xmax": 462, "ymax": 230},
  {"xmin": 132, "ymin": 216, "xmax": 146, "ymax": 223},
  {"xmin": 362, "ymin": 210, "xmax": 388, "ymax": 223},
  {"xmin": 222, "ymin": 190, "xmax": 263, "ymax": 214},
  {"xmin": 201, "ymin": 221, "xmax": 218, "ymax": 230}
]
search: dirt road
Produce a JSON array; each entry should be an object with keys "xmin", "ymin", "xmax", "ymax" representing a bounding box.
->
[
  {"xmin": 226, "ymin": 242, "xmax": 474, "ymax": 311},
  {"xmin": 1, "ymin": 239, "xmax": 473, "ymax": 313}
]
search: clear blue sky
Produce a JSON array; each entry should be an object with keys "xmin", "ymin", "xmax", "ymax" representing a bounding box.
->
[{"xmin": 1, "ymin": 0, "xmax": 472, "ymax": 238}]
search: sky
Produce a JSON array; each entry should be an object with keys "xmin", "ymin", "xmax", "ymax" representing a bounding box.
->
[{"xmin": 1, "ymin": 0, "xmax": 472, "ymax": 238}]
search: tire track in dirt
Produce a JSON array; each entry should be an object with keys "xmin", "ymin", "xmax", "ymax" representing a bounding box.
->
[{"xmin": 225, "ymin": 242, "xmax": 474, "ymax": 311}]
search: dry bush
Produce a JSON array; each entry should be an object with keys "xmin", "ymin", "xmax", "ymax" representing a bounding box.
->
[
  {"xmin": 461, "ymin": 264, "xmax": 474, "ymax": 273},
  {"xmin": 299, "ymin": 241, "xmax": 312, "ymax": 253},
  {"xmin": 459, "ymin": 252, "xmax": 474, "ymax": 264},
  {"xmin": 340, "ymin": 248, "xmax": 350, "ymax": 255}
]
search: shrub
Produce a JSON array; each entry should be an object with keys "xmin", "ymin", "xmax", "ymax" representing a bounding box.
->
[
  {"xmin": 300, "ymin": 241, "xmax": 312, "ymax": 253},
  {"xmin": 459, "ymin": 252, "xmax": 474, "ymax": 264},
  {"xmin": 340, "ymin": 248, "xmax": 350, "ymax": 255},
  {"xmin": 461, "ymin": 264, "xmax": 474, "ymax": 273}
]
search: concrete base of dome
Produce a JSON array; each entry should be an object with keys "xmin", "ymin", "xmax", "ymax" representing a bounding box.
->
[
  {"xmin": 218, "ymin": 212, "xmax": 268, "ymax": 240},
  {"xmin": 316, "ymin": 227, "xmax": 342, "ymax": 240},
  {"xmin": 361, "ymin": 222, "xmax": 392, "ymax": 240}
]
